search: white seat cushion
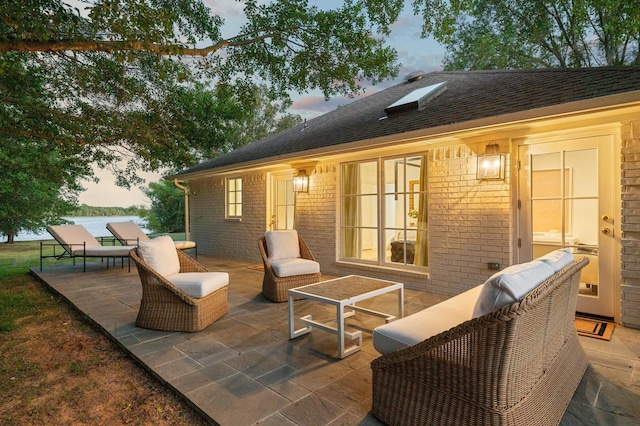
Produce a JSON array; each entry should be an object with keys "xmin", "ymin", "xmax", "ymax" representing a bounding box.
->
[
  {"xmin": 538, "ymin": 248, "xmax": 574, "ymax": 272},
  {"xmin": 265, "ymin": 230, "xmax": 300, "ymax": 261},
  {"xmin": 137, "ymin": 235, "xmax": 180, "ymax": 277},
  {"xmin": 173, "ymin": 240, "xmax": 196, "ymax": 250},
  {"xmin": 81, "ymin": 246, "xmax": 132, "ymax": 257},
  {"xmin": 472, "ymin": 260, "xmax": 555, "ymax": 318},
  {"xmin": 167, "ymin": 272, "xmax": 229, "ymax": 298},
  {"xmin": 373, "ymin": 285, "xmax": 483, "ymax": 354},
  {"xmin": 270, "ymin": 258, "xmax": 320, "ymax": 277}
]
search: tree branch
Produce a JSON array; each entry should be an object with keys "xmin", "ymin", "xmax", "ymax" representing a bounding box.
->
[{"xmin": 0, "ymin": 39, "xmax": 230, "ymax": 56}]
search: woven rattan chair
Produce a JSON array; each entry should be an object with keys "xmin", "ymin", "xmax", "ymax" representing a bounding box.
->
[
  {"xmin": 371, "ymin": 257, "xmax": 589, "ymax": 426},
  {"xmin": 258, "ymin": 234, "xmax": 321, "ymax": 302},
  {"xmin": 129, "ymin": 247, "xmax": 228, "ymax": 332}
]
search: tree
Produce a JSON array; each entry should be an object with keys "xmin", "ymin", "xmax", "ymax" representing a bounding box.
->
[
  {"xmin": 0, "ymin": 137, "xmax": 81, "ymax": 242},
  {"xmin": 3, "ymin": 1, "xmax": 400, "ymax": 239},
  {"xmin": 411, "ymin": 0, "xmax": 640, "ymax": 70},
  {"xmin": 142, "ymin": 180, "xmax": 184, "ymax": 233},
  {"xmin": 0, "ymin": 0, "xmax": 403, "ymax": 186}
]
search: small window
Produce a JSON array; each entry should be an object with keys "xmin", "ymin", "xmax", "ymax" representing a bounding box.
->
[{"xmin": 226, "ymin": 177, "xmax": 242, "ymax": 218}]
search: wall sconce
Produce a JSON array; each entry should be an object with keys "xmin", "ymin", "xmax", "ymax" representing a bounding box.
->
[
  {"xmin": 477, "ymin": 143, "xmax": 505, "ymax": 180},
  {"xmin": 293, "ymin": 169, "xmax": 309, "ymax": 193}
]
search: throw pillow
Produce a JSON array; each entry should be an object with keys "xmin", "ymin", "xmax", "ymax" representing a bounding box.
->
[
  {"xmin": 472, "ymin": 260, "xmax": 555, "ymax": 318},
  {"xmin": 265, "ymin": 230, "xmax": 301, "ymax": 261},
  {"xmin": 137, "ymin": 235, "xmax": 180, "ymax": 277}
]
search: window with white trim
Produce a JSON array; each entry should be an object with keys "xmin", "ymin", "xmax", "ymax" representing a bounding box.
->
[
  {"xmin": 226, "ymin": 177, "xmax": 242, "ymax": 218},
  {"xmin": 340, "ymin": 154, "xmax": 428, "ymax": 267}
]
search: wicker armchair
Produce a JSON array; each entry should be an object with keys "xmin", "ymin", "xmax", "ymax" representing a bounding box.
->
[
  {"xmin": 371, "ymin": 258, "xmax": 589, "ymax": 426},
  {"xmin": 130, "ymin": 247, "xmax": 228, "ymax": 332},
  {"xmin": 258, "ymin": 234, "xmax": 321, "ymax": 302}
]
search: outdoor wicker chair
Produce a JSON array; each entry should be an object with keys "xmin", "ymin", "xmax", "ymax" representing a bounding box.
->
[
  {"xmin": 258, "ymin": 230, "xmax": 320, "ymax": 302},
  {"xmin": 371, "ymin": 257, "xmax": 589, "ymax": 426},
  {"xmin": 129, "ymin": 236, "xmax": 228, "ymax": 332}
]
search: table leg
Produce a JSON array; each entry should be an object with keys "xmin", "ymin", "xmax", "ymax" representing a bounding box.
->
[
  {"xmin": 398, "ymin": 286, "xmax": 404, "ymax": 318},
  {"xmin": 337, "ymin": 303, "xmax": 344, "ymax": 358}
]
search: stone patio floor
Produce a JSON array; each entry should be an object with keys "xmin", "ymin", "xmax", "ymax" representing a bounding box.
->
[{"xmin": 32, "ymin": 256, "xmax": 640, "ymax": 425}]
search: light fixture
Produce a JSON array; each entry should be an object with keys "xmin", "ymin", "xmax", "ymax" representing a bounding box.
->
[
  {"xmin": 477, "ymin": 143, "xmax": 505, "ymax": 180},
  {"xmin": 293, "ymin": 169, "xmax": 309, "ymax": 193}
]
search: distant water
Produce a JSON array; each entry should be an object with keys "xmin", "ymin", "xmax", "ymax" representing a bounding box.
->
[{"xmin": 13, "ymin": 216, "xmax": 150, "ymax": 242}]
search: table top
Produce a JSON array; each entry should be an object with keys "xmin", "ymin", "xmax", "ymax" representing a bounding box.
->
[{"xmin": 289, "ymin": 275, "xmax": 402, "ymax": 302}]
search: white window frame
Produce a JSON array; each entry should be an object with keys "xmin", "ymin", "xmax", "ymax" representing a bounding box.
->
[
  {"xmin": 340, "ymin": 154, "xmax": 428, "ymax": 269},
  {"xmin": 226, "ymin": 177, "xmax": 242, "ymax": 219}
]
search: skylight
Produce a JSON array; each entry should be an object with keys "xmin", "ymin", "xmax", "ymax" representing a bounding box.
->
[{"xmin": 384, "ymin": 81, "xmax": 447, "ymax": 115}]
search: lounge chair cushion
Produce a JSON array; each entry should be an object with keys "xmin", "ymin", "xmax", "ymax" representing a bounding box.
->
[
  {"xmin": 167, "ymin": 272, "xmax": 229, "ymax": 298},
  {"xmin": 173, "ymin": 240, "xmax": 197, "ymax": 250},
  {"xmin": 472, "ymin": 260, "xmax": 555, "ymax": 318},
  {"xmin": 81, "ymin": 246, "xmax": 132, "ymax": 257},
  {"xmin": 270, "ymin": 258, "xmax": 320, "ymax": 278},
  {"xmin": 137, "ymin": 235, "xmax": 180, "ymax": 277},
  {"xmin": 265, "ymin": 230, "xmax": 300, "ymax": 261},
  {"xmin": 48, "ymin": 224, "xmax": 103, "ymax": 253},
  {"xmin": 373, "ymin": 285, "xmax": 483, "ymax": 354},
  {"xmin": 107, "ymin": 221, "xmax": 150, "ymax": 245},
  {"xmin": 538, "ymin": 248, "xmax": 575, "ymax": 272}
]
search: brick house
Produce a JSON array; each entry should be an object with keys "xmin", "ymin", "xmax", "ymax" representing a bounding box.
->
[{"xmin": 172, "ymin": 68, "xmax": 640, "ymax": 327}]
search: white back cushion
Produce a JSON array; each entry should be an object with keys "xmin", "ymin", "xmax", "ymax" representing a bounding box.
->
[
  {"xmin": 265, "ymin": 230, "xmax": 300, "ymax": 261},
  {"xmin": 107, "ymin": 221, "xmax": 150, "ymax": 245},
  {"xmin": 137, "ymin": 235, "xmax": 180, "ymax": 277},
  {"xmin": 537, "ymin": 248, "xmax": 574, "ymax": 272},
  {"xmin": 472, "ymin": 260, "xmax": 555, "ymax": 318},
  {"xmin": 48, "ymin": 225, "xmax": 101, "ymax": 253}
]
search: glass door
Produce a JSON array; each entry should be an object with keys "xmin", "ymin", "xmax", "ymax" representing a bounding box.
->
[
  {"xmin": 270, "ymin": 172, "xmax": 295, "ymax": 230},
  {"xmin": 518, "ymin": 134, "xmax": 617, "ymax": 317}
]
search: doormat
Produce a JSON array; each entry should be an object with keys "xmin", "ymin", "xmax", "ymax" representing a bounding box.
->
[{"xmin": 575, "ymin": 317, "xmax": 615, "ymax": 341}]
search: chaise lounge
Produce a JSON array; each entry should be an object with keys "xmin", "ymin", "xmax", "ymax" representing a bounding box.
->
[
  {"xmin": 107, "ymin": 221, "xmax": 197, "ymax": 258},
  {"xmin": 371, "ymin": 249, "xmax": 589, "ymax": 425},
  {"xmin": 42, "ymin": 224, "xmax": 133, "ymax": 272}
]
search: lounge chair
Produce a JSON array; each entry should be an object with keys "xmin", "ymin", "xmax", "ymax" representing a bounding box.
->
[
  {"xmin": 129, "ymin": 236, "xmax": 228, "ymax": 332},
  {"xmin": 106, "ymin": 221, "xmax": 197, "ymax": 258},
  {"xmin": 258, "ymin": 230, "xmax": 321, "ymax": 302},
  {"xmin": 41, "ymin": 224, "xmax": 132, "ymax": 272}
]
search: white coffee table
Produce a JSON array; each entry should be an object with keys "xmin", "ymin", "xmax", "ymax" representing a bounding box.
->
[{"xmin": 288, "ymin": 275, "xmax": 404, "ymax": 359}]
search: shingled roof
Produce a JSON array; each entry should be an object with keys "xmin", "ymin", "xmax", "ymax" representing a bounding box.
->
[{"xmin": 175, "ymin": 67, "xmax": 640, "ymax": 177}]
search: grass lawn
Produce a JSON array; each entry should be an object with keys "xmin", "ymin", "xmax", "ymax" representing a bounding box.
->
[{"xmin": 0, "ymin": 240, "xmax": 207, "ymax": 424}]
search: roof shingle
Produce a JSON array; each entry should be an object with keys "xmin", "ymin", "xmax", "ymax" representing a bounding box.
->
[{"xmin": 176, "ymin": 68, "xmax": 640, "ymax": 176}]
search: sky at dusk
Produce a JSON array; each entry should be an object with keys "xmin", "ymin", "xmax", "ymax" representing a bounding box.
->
[{"xmin": 78, "ymin": 1, "xmax": 446, "ymax": 208}]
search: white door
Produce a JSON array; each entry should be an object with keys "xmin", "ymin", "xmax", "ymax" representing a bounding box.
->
[
  {"xmin": 269, "ymin": 173, "xmax": 295, "ymax": 230},
  {"xmin": 518, "ymin": 132, "xmax": 617, "ymax": 317}
]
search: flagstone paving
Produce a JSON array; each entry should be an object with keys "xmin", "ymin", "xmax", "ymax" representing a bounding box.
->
[{"xmin": 32, "ymin": 256, "xmax": 640, "ymax": 425}]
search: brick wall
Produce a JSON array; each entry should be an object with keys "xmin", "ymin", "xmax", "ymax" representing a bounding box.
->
[
  {"xmin": 621, "ymin": 119, "xmax": 640, "ymax": 328},
  {"xmin": 187, "ymin": 143, "xmax": 513, "ymax": 295},
  {"xmin": 189, "ymin": 173, "xmax": 266, "ymax": 264},
  {"xmin": 427, "ymin": 143, "xmax": 512, "ymax": 296}
]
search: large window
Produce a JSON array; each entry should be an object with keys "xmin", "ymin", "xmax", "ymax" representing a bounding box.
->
[
  {"xmin": 341, "ymin": 155, "xmax": 428, "ymax": 267},
  {"xmin": 226, "ymin": 177, "xmax": 242, "ymax": 218}
]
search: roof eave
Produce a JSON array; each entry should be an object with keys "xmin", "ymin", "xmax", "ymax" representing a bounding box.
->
[{"xmin": 170, "ymin": 90, "xmax": 640, "ymax": 181}]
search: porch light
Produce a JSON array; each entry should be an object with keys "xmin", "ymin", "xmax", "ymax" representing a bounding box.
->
[
  {"xmin": 293, "ymin": 169, "xmax": 309, "ymax": 193},
  {"xmin": 477, "ymin": 143, "xmax": 505, "ymax": 180}
]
